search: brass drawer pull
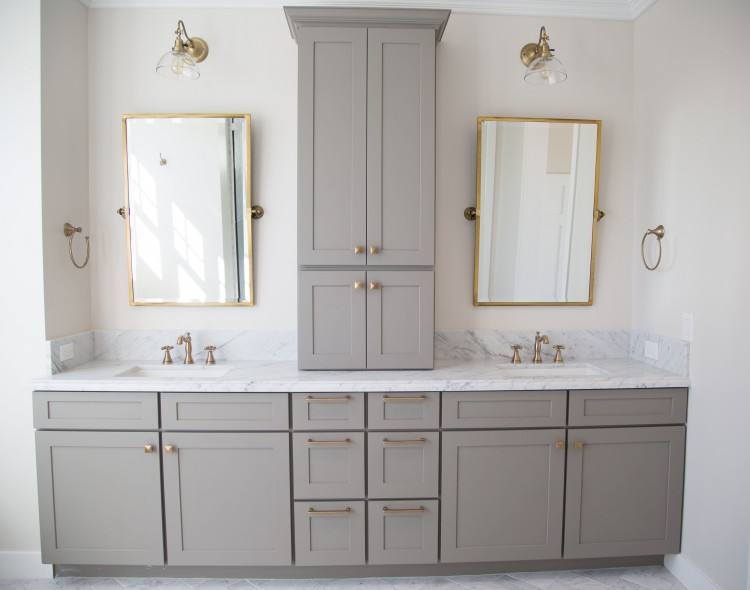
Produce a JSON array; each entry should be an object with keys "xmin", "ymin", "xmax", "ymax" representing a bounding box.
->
[
  {"xmin": 383, "ymin": 506, "xmax": 425, "ymax": 513},
  {"xmin": 304, "ymin": 395, "xmax": 352, "ymax": 403},
  {"xmin": 382, "ymin": 437, "xmax": 427, "ymax": 445},
  {"xmin": 383, "ymin": 395, "xmax": 427, "ymax": 401},
  {"xmin": 306, "ymin": 438, "xmax": 352, "ymax": 445},
  {"xmin": 308, "ymin": 507, "xmax": 352, "ymax": 516}
]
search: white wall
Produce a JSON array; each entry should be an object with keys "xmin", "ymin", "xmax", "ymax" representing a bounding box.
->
[
  {"xmin": 41, "ymin": 0, "xmax": 90, "ymax": 339},
  {"xmin": 633, "ymin": 1, "xmax": 750, "ymax": 589},
  {"xmin": 0, "ymin": 0, "xmax": 51, "ymax": 578},
  {"xmin": 88, "ymin": 9, "xmax": 634, "ymax": 332}
]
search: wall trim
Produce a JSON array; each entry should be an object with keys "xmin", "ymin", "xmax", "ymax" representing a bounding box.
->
[
  {"xmin": 665, "ymin": 554, "xmax": 722, "ymax": 590},
  {"xmin": 79, "ymin": 0, "xmax": 658, "ymax": 21},
  {"xmin": 0, "ymin": 552, "xmax": 53, "ymax": 580}
]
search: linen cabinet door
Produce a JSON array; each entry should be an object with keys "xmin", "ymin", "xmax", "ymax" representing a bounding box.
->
[
  {"xmin": 564, "ymin": 426, "xmax": 685, "ymax": 558},
  {"xmin": 35, "ymin": 431, "xmax": 163, "ymax": 565},
  {"xmin": 299, "ymin": 270, "xmax": 366, "ymax": 369},
  {"xmin": 162, "ymin": 432, "xmax": 291, "ymax": 565},
  {"xmin": 367, "ymin": 28, "xmax": 435, "ymax": 265},
  {"xmin": 441, "ymin": 430, "xmax": 566, "ymax": 562},
  {"xmin": 366, "ymin": 270, "xmax": 434, "ymax": 369},
  {"xmin": 298, "ymin": 27, "xmax": 367, "ymax": 266}
]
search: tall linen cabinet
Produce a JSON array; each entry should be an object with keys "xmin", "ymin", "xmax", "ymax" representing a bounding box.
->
[{"xmin": 286, "ymin": 7, "xmax": 450, "ymax": 369}]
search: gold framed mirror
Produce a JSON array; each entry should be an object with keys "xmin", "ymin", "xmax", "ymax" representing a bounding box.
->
[
  {"xmin": 471, "ymin": 116, "xmax": 602, "ymax": 306},
  {"xmin": 121, "ymin": 113, "xmax": 254, "ymax": 306}
]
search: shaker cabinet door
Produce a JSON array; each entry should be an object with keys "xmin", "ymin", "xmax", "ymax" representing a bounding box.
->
[
  {"xmin": 299, "ymin": 270, "xmax": 366, "ymax": 369},
  {"xmin": 441, "ymin": 430, "xmax": 566, "ymax": 562},
  {"xmin": 35, "ymin": 431, "xmax": 164, "ymax": 565},
  {"xmin": 162, "ymin": 432, "xmax": 291, "ymax": 566},
  {"xmin": 564, "ymin": 426, "xmax": 685, "ymax": 558},
  {"xmin": 367, "ymin": 28, "xmax": 435, "ymax": 266},
  {"xmin": 366, "ymin": 270, "xmax": 434, "ymax": 369},
  {"xmin": 299, "ymin": 27, "xmax": 367, "ymax": 266}
]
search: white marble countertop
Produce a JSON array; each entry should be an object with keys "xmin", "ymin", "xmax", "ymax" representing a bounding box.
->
[{"xmin": 33, "ymin": 358, "xmax": 689, "ymax": 393}]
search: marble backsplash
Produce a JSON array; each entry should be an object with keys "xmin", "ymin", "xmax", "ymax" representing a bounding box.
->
[{"xmin": 48, "ymin": 328, "xmax": 689, "ymax": 377}]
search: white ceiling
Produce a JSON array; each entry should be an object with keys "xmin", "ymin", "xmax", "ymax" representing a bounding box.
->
[{"xmin": 81, "ymin": 0, "xmax": 658, "ymax": 21}]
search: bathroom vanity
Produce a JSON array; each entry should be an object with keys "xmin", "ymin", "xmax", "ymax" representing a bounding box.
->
[{"xmin": 32, "ymin": 359, "xmax": 688, "ymax": 575}]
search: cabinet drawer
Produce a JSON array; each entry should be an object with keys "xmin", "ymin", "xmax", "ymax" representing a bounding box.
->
[
  {"xmin": 569, "ymin": 388, "xmax": 688, "ymax": 426},
  {"xmin": 367, "ymin": 432, "xmax": 439, "ymax": 498},
  {"xmin": 442, "ymin": 391, "xmax": 566, "ymax": 428},
  {"xmin": 368, "ymin": 500, "xmax": 438, "ymax": 564},
  {"xmin": 33, "ymin": 391, "xmax": 158, "ymax": 430},
  {"xmin": 292, "ymin": 432, "xmax": 365, "ymax": 499},
  {"xmin": 292, "ymin": 392, "xmax": 364, "ymax": 430},
  {"xmin": 367, "ymin": 392, "xmax": 439, "ymax": 430},
  {"xmin": 294, "ymin": 501, "xmax": 365, "ymax": 565},
  {"xmin": 161, "ymin": 393, "xmax": 289, "ymax": 431}
]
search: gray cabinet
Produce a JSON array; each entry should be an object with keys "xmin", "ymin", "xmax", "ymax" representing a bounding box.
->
[
  {"xmin": 35, "ymin": 431, "xmax": 163, "ymax": 565},
  {"xmin": 441, "ymin": 429, "xmax": 566, "ymax": 562},
  {"xmin": 367, "ymin": 28, "xmax": 435, "ymax": 266},
  {"xmin": 294, "ymin": 501, "xmax": 366, "ymax": 565},
  {"xmin": 564, "ymin": 426, "xmax": 685, "ymax": 559},
  {"xmin": 368, "ymin": 431, "xmax": 439, "ymax": 498},
  {"xmin": 161, "ymin": 393, "xmax": 289, "ymax": 431},
  {"xmin": 33, "ymin": 391, "xmax": 158, "ymax": 430},
  {"xmin": 442, "ymin": 390, "xmax": 567, "ymax": 429},
  {"xmin": 299, "ymin": 270, "xmax": 366, "ymax": 369},
  {"xmin": 292, "ymin": 432, "xmax": 365, "ymax": 499},
  {"xmin": 368, "ymin": 500, "xmax": 439, "ymax": 564},
  {"xmin": 292, "ymin": 392, "xmax": 365, "ymax": 430},
  {"xmin": 568, "ymin": 388, "xmax": 688, "ymax": 426},
  {"xmin": 367, "ymin": 392, "xmax": 440, "ymax": 430},
  {"xmin": 162, "ymin": 432, "xmax": 291, "ymax": 566}
]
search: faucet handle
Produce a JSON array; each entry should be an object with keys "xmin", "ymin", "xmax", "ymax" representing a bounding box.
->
[
  {"xmin": 161, "ymin": 345, "xmax": 174, "ymax": 365},
  {"xmin": 510, "ymin": 345, "xmax": 522, "ymax": 365},
  {"xmin": 204, "ymin": 345, "xmax": 217, "ymax": 365},
  {"xmin": 553, "ymin": 344, "xmax": 566, "ymax": 364}
]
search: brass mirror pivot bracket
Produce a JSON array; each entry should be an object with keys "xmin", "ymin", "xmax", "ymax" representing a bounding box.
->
[
  {"xmin": 251, "ymin": 205, "xmax": 264, "ymax": 219},
  {"xmin": 117, "ymin": 207, "xmax": 127, "ymax": 219},
  {"xmin": 596, "ymin": 209, "xmax": 606, "ymax": 222},
  {"xmin": 464, "ymin": 206, "xmax": 477, "ymax": 221}
]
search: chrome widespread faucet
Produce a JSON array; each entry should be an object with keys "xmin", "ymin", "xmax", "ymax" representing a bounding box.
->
[
  {"xmin": 176, "ymin": 332, "xmax": 194, "ymax": 365},
  {"xmin": 533, "ymin": 331, "xmax": 549, "ymax": 363}
]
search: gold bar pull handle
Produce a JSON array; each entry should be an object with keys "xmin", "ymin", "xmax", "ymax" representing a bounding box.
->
[
  {"xmin": 383, "ymin": 437, "xmax": 427, "ymax": 445},
  {"xmin": 306, "ymin": 438, "xmax": 352, "ymax": 446},
  {"xmin": 383, "ymin": 506, "xmax": 425, "ymax": 513},
  {"xmin": 383, "ymin": 395, "xmax": 427, "ymax": 401},
  {"xmin": 304, "ymin": 395, "xmax": 352, "ymax": 403},
  {"xmin": 308, "ymin": 507, "xmax": 352, "ymax": 516}
]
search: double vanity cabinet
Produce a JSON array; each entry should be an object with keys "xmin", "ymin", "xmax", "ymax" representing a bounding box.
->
[{"xmin": 33, "ymin": 385, "xmax": 687, "ymax": 572}]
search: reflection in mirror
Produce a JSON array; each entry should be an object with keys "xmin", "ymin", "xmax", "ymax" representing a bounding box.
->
[
  {"xmin": 474, "ymin": 118, "xmax": 601, "ymax": 305},
  {"xmin": 123, "ymin": 114, "xmax": 253, "ymax": 305}
]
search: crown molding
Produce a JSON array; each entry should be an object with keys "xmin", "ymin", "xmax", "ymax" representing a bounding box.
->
[{"xmin": 81, "ymin": 0, "xmax": 658, "ymax": 21}]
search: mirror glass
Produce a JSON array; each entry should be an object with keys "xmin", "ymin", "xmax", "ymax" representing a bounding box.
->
[
  {"xmin": 474, "ymin": 118, "xmax": 601, "ymax": 305},
  {"xmin": 123, "ymin": 114, "xmax": 253, "ymax": 305}
]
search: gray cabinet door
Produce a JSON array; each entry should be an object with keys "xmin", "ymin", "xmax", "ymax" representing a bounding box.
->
[
  {"xmin": 292, "ymin": 432, "xmax": 365, "ymax": 499},
  {"xmin": 162, "ymin": 432, "xmax": 291, "ymax": 565},
  {"xmin": 294, "ymin": 501, "xmax": 366, "ymax": 565},
  {"xmin": 299, "ymin": 270, "xmax": 366, "ymax": 369},
  {"xmin": 568, "ymin": 388, "xmax": 688, "ymax": 426},
  {"xmin": 367, "ymin": 28, "xmax": 435, "ymax": 266},
  {"xmin": 442, "ymin": 391, "xmax": 567, "ymax": 429},
  {"xmin": 35, "ymin": 431, "xmax": 163, "ymax": 565},
  {"xmin": 292, "ymin": 392, "xmax": 365, "ymax": 430},
  {"xmin": 366, "ymin": 270, "xmax": 434, "ymax": 369},
  {"xmin": 368, "ymin": 500, "xmax": 439, "ymax": 565},
  {"xmin": 299, "ymin": 27, "xmax": 367, "ymax": 266},
  {"xmin": 441, "ymin": 429, "xmax": 566, "ymax": 562},
  {"xmin": 161, "ymin": 393, "xmax": 289, "ymax": 431},
  {"xmin": 564, "ymin": 426, "xmax": 685, "ymax": 559},
  {"xmin": 33, "ymin": 391, "xmax": 158, "ymax": 430},
  {"xmin": 367, "ymin": 392, "xmax": 440, "ymax": 430},
  {"xmin": 368, "ymin": 432, "xmax": 439, "ymax": 498}
]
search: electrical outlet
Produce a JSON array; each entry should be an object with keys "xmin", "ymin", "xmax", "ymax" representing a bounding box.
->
[
  {"xmin": 644, "ymin": 340, "xmax": 659, "ymax": 361},
  {"xmin": 682, "ymin": 312, "xmax": 694, "ymax": 342},
  {"xmin": 59, "ymin": 342, "xmax": 75, "ymax": 362}
]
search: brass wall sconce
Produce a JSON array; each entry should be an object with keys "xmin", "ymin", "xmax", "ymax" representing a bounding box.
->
[
  {"xmin": 156, "ymin": 20, "xmax": 209, "ymax": 80},
  {"xmin": 520, "ymin": 26, "xmax": 567, "ymax": 85}
]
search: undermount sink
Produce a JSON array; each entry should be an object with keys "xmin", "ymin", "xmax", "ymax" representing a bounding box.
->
[
  {"xmin": 495, "ymin": 363, "xmax": 605, "ymax": 378},
  {"xmin": 115, "ymin": 365, "xmax": 232, "ymax": 380}
]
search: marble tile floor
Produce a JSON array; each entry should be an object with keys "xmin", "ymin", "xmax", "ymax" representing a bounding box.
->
[{"xmin": 0, "ymin": 566, "xmax": 686, "ymax": 590}]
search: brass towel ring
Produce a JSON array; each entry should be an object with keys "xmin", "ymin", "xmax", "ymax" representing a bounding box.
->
[
  {"xmin": 641, "ymin": 224, "xmax": 665, "ymax": 271},
  {"xmin": 63, "ymin": 222, "xmax": 90, "ymax": 269}
]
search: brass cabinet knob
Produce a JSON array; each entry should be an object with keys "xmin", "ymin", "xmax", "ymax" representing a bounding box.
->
[
  {"xmin": 144, "ymin": 444, "xmax": 155, "ymax": 453},
  {"xmin": 574, "ymin": 441, "xmax": 584, "ymax": 449},
  {"xmin": 353, "ymin": 281, "xmax": 364, "ymax": 289},
  {"xmin": 369, "ymin": 281, "xmax": 380, "ymax": 290},
  {"xmin": 116, "ymin": 207, "xmax": 127, "ymax": 219},
  {"xmin": 164, "ymin": 445, "xmax": 176, "ymax": 453},
  {"xmin": 353, "ymin": 246, "xmax": 364, "ymax": 254},
  {"xmin": 369, "ymin": 246, "xmax": 379, "ymax": 255},
  {"xmin": 554, "ymin": 440, "xmax": 565, "ymax": 449}
]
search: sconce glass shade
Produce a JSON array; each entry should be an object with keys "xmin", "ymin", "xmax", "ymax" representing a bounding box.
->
[
  {"xmin": 524, "ymin": 54, "xmax": 567, "ymax": 85},
  {"xmin": 156, "ymin": 49, "xmax": 200, "ymax": 80}
]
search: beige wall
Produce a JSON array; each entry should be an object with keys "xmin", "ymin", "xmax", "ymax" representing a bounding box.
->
[
  {"xmin": 41, "ymin": 0, "xmax": 90, "ymax": 339},
  {"xmin": 633, "ymin": 1, "xmax": 750, "ymax": 589},
  {"xmin": 88, "ymin": 9, "xmax": 634, "ymax": 332}
]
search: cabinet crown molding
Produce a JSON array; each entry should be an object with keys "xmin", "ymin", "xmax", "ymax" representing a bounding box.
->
[{"xmin": 283, "ymin": 6, "xmax": 451, "ymax": 41}]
